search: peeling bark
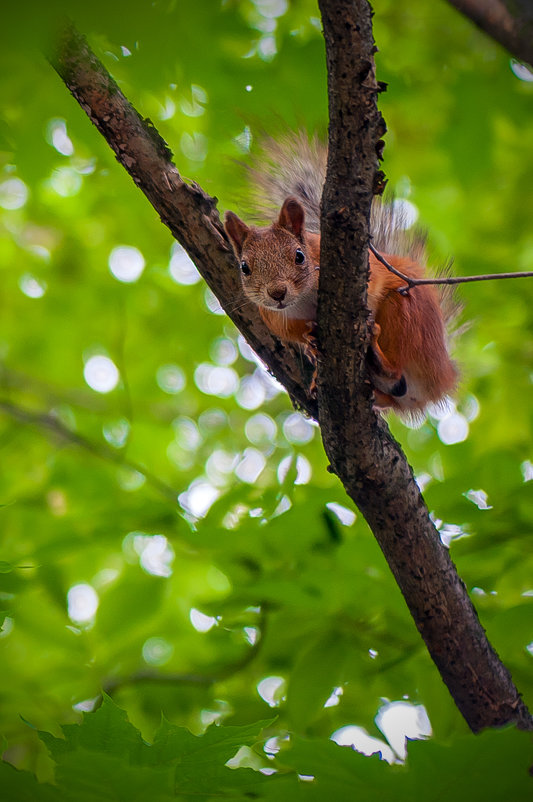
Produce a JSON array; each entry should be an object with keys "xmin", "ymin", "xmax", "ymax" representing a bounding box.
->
[{"xmin": 50, "ymin": 17, "xmax": 532, "ymax": 733}]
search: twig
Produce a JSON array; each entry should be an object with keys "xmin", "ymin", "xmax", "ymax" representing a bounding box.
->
[
  {"xmin": 103, "ymin": 611, "xmax": 267, "ymax": 694},
  {"xmin": 369, "ymin": 241, "xmax": 533, "ymax": 295},
  {"xmin": 0, "ymin": 399, "xmax": 179, "ymax": 503}
]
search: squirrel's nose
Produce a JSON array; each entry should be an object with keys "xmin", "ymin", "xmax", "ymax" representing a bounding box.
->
[{"xmin": 268, "ymin": 285, "xmax": 287, "ymax": 302}]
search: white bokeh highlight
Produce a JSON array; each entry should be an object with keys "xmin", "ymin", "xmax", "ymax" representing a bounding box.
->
[
  {"xmin": 190, "ymin": 608, "xmax": 217, "ymax": 633},
  {"xmin": 169, "ymin": 243, "xmax": 201, "ymax": 284},
  {"xmin": 0, "ymin": 178, "xmax": 28, "ymax": 210},
  {"xmin": 108, "ymin": 246, "xmax": 145, "ymax": 283},
  {"xmin": 84, "ymin": 355, "xmax": 120, "ymax": 393},
  {"xmin": 257, "ymin": 676, "xmax": 286, "ymax": 707},
  {"xmin": 331, "ymin": 725, "xmax": 395, "ymax": 764},
  {"xmin": 375, "ymin": 701, "xmax": 432, "ymax": 761},
  {"xmin": 67, "ymin": 583, "xmax": 99, "ymax": 624},
  {"xmin": 47, "ymin": 119, "xmax": 74, "ymax": 156},
  {"xmin": 19, "ymin": 274, "xmax": 46, "ymax": 299},
  {"xmin": 325, "ymin": 502, "xmax": 356, "ymax": 526}
]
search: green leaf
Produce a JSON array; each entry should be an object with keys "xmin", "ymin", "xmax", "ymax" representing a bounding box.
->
[
  {"xmin": 275, "ymin": 727, "xmax": 533, "ymax": 801},
  {"xmin": 286, "ymin": 631, "xmax": 348, "ymax": 730},
  {"xmin": 1, "ymin": 0, "xmax": 533, "ymax": 790},
  {"xmin": 0, "ymin": 759, "xmax": 61, "ymax": 802},
  {"xmin": 152, "ymin": 715, "xmax": 275, "ymax": 794},
  {"xmin": 28, "ymin": 696, "xmax": 275, "ymax": 800},
  {"xmin": 40, "ymin": 695, "xmax": 146, "ymax": 762}
]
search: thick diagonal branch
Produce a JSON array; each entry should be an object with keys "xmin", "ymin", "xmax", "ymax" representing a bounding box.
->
[
  {"xmin": 317, "ymin": 0, "xmax": 531, "ymax": 732},
  {"xmin": 446, "ymin": 0, "xmax": 533, "ymax": 67},
  {"xmin": 49, "ymin": 24, "xmax": 316, "ymax": 419},
  {"xmin": 51, "ymin": 20, "xmax": 531, "ymax": 732}
]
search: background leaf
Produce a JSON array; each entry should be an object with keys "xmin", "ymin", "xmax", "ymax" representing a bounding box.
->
[{"xmin": 1, "ymin": 0, "xmax": 532, "ymax": 796}]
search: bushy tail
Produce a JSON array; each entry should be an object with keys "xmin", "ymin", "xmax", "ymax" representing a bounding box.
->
[
  {"xmin": 246, "ymin": 130, "xmax": 460, "ymax": 328},
  {"xmin": 247, "ymin": 131, "xmax": 326, "ymax": 232}
]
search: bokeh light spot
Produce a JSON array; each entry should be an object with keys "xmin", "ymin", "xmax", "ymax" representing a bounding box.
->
[
  {"xmin": 257, "ymin": 675, "xmax": 286, "ymax": 707},
  {"xmin": 103, "ymin": 418, "xmax": 130, "ymax": 449},
  {"xmin": 282, "ymin": 412, "xmax": 315, "ymax": 444},
  {"xmin": 142, "ymin": 637, "xmax": 174, "ymax": 665},
  {"xmin": 235, "ymin": 448, "xmax": 266, "ymax": 484},
  {"xmin": 277, "ymin": 454, "xmax": 312, "ymax": 485},
  {"xmin": 67, "ymin": 583, "xmax": 99, "ymax": 624},
  {"xmin": 83, "ymin": 355, "xmax": 120, "ymax": 393},
  {"xmin": 375, "ymin": 700, "xmax": 432, "ymax": 761},
  {"xmin": 179, "ymin": 479, "xmax": 220, "ymax": 519},
  {"xmin": 326, "ymin": 502, "xmax": 356, "ymax": 526},
  {"xmin": 108, "ymin": 245, "xmax": 145, "ymax": 283},
  {"xmin": 46, "ymin": 119, "xmax": 74, "ymax": 156},
  {"xmin": 190, "ymin": 608, "xmax": 217, "ymax": 633},
  {"xmin": 169, "ymin": 242, "xmax": 201, "ymax": 285},
  {"xmin": 157, "ymin": 364, "xmax": 186, "ymax": 394},
  {"xmin": 330, "ymin": 725, "xmax": 395, "ymax": 764},
  {"xmin": 0, "ymin": 177, "xmax": 28, "ymax": 209},
  {"xmin": 195, "ymin": 363, "xmax": 239, "ymax": 397},
  {"xmin": 438, "ymin": 413, "xmax": 469, "ymax": 445},
  {"xmin": 245, "ymin": 413, "xmax": 277, "ymax": 445},
  {"xmin": 19, "ymin": 274, "xmax": 46, "ymax": 298},
  {"xmin": 49, "ymin": 167, "xmax": 82, "ymax": 197}
]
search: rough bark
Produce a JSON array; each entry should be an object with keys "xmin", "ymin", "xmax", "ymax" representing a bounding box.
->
[
  {"xmin": 317, "ymin": 0, "xmax": 532, "ymax": 734},
  {"xmin": 49, "ymin": 24, "xmax": 316, "ymax": 420},
  {"xmin": 50, "ymin": 18, "xmax": 532, "ymax": 733},
  {"xmin": 447, "ymin": 0, "xmax": 533, "ymax": 67}
]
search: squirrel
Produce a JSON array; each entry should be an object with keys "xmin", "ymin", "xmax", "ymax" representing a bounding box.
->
[{"xmin": 224, "ymin": 132, "xmax": 458, "ymax": 415}]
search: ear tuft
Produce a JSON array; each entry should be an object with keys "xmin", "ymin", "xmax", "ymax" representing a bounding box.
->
[
  {"xmin": 278, "ymin": 197, "xmax": 305, "ymax": 239},
  {"xmin": 224, "ymin": 211, "xmax": 250, "ymax": 257}
]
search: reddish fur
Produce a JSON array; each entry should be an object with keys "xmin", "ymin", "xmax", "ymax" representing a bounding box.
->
[{"xmin": 225, "ymin": 203, "xmax": 457, "ymax": 415}]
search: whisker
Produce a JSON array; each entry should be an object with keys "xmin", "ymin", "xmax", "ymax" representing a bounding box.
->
[{"xmin": 227, "ymin": 298, "xmax": 253, "ymax": 313}]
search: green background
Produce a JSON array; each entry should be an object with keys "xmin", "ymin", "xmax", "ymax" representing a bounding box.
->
[{"xmin": 1, "ymin": 0, "xmax": 532, "ymax": 797}]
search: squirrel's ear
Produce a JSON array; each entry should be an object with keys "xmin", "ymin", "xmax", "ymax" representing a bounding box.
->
[
  {"xmin": 224, "ymin": 211, "xmax": 249, "ymax": 257},
  {"xmin": 278, "ymin": 197, "xmax": 305, "ymax": 239}
]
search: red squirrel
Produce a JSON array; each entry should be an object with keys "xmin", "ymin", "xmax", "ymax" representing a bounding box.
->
[{"xmin": 224, "ymin": 133, "xmax": 458, "ymax": 415}]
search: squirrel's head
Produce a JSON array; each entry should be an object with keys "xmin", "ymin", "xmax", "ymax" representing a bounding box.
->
[{"xmin": 224, "ymin": 197, "xmax": 317, "ymax": 312}]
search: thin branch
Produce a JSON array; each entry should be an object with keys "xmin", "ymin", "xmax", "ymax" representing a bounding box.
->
[
  {"xmin": 369, "ymin": 241, "xmax": 533, "ymax": 295},
  {"xmin": 0, "ymin": 399, "xmax": 178, "ymax": 503},
  {"xmin": 446, "ymin": 0, "xmax": 533, "ymax": 67},
  {"xmin": 104, "ymin": 612, "xmax": 267, "ymax": 694}
]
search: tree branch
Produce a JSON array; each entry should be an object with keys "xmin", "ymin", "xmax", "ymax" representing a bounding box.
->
[
  {"xmin": 48, "ymin": 23, "xmax": 317, "ymax": 422},
  {"xmin": 317, "ymin": 0, "xmax": 531, "ymax": 732},
  {"xmin": 50, "ymin": 20, "xmax": 532, "ymax": 732},
  {"xmin": 446, "ymin": 0, "xmax": 533, "ymax": 67},
  {"xmin": 104, "ymin": 611, "xmax": 267, "ymax": 695},
  {"xmin": 369, "ymin": 241, "xmax": 533, "ymax": 295},
  {"xmin": 0, "ymin": 398, "xmax": 178, "ymax": 503}
]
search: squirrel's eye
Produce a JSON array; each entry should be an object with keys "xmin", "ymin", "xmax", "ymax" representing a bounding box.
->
[
  {"xmin": 241, "ymin": 261, "xmax": 251, "ymax": 276},
  {"xmin": 295, "ymin": 249, "xmax": 305, "ymax": 265}
]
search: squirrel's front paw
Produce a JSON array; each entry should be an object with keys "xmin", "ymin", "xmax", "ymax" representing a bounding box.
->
[
  {"xmin": 304, "ymin": 345, "xmax": 317, "ymax": 369},
  {"xmin": 302, "ymin": 323, "xmax": 318, "ymax": 365}
]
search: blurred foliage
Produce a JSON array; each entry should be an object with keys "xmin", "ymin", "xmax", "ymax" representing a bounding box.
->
[
  {"xmin": 0, "ymin": 0, "xmax": 532, "ymax": 797},
  {"xmin": 2, "ymin": 696, "xmax": 532, "ymax": 800}
]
